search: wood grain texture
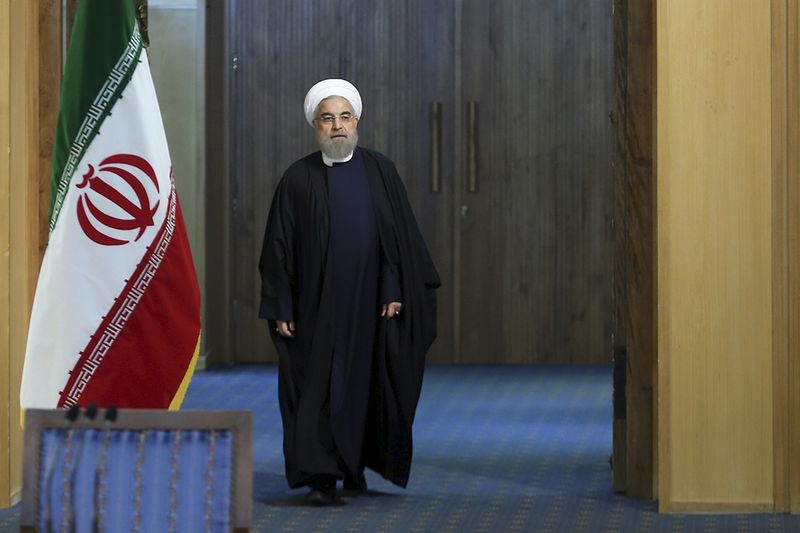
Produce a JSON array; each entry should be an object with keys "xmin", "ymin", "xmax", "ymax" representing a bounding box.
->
[
  {"xmin": 38, "ymin": 0, "xmax": 59, "ymax": 259},
  {"xmin": 771, "ymin": 0, "xmax": 789, "ymax": 513},
  {"xmin": 4, "ymin": 0, "xmax": 44, "ymax": 508},
  {"xmin": 0, "ymin": 0, "xmax": 10, "ymax": 509},
  {"xmin": 623, "ymin": 0, "xmax": 655, "ymax": 500},
  {"xmin": 658, "ymin": 0, "xmax": 774, "ymax": 510},
  {"xmin": 612, "ymin": 0, "xmax": 657, "ymax": 499},
  {"xmin": 788, "ymin": 0, "xmax": 800, "ymax": 515},
  {"xmin": 459, "ymin": 0, "xmax": 614, "ymax": 363},
  {"xmin": 225, "ymin": 0, "xmax": 455, "ymax": 363},
  {"xmin": 8, "ymin": 2, "xmax": 34, "ymax": 508},
  {"xmin": 452, "ymin": 0, "xmax": 463, "ymax": 360},
  {"xmin": 611, "ymin": 0, "xmax": 628, "ymax": 493},
  {"xmin": 216, "ymin": 0, "xmax": 613, "ymax": 364},
  {"xmin": 204, "ymin": 0, "xmax": 233, "ymax": 365}
]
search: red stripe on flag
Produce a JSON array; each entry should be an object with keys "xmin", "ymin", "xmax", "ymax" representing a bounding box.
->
[{"xmin": 58, "ymin": 195, "xmax": 200, "ymax": 408}]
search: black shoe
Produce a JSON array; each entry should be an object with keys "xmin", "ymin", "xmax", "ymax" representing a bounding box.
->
[
  {"xmin": 342, "ymin": 472, "xmax": 367, "ymax": 494},
  {"xmin": 306, "ymin": 487, "xmax": 340, "ymax": 505},
  {"xmin": 306, "ymin": 475, "xmax": 342, "ymax": 506}
]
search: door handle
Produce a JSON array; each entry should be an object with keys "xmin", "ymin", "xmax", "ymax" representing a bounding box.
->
[
  {"xmin": 431, "ymin": 101, "xmax": 442, "ymax": 193},
  {"xmin": 467, "ymin": 101, "xmax": 478, "ymax": 193}
]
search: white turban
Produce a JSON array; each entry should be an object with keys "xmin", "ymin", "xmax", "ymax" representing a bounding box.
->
[{"xmin": 303, "ymin": 79, "xmax": 362, "ymax": 127}]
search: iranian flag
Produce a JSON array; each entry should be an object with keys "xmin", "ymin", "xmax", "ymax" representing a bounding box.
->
[{"xmin": 20, "ymin": 0, "xmax": 201, "ymax": 411}]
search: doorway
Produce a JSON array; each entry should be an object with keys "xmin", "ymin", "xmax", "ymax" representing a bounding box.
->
[{"xmin": 206, "ymin": 0, "xmax": 614, "ymax": 366}]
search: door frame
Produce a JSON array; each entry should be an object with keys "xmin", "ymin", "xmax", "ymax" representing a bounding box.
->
[
  {"xmin": 204, "ymin": 0, "xmax": 234, "ymax": 365},
  {"xmin": 204, "ymin": 0, "xmax": 657, "ymax": 491},
  {"xmin": 777, "ymin": 0, "xmax": 800, "ymax": 513}
]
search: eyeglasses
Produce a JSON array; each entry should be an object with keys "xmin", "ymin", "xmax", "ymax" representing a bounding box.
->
[{"xmin": 315, "ymin": 113, "xmax": 356, "ymax": 125}]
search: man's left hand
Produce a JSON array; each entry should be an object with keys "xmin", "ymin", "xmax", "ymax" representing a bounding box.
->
[{"xmin": 381, "ymin": 302, "xmax": 403, "ymax": 318}]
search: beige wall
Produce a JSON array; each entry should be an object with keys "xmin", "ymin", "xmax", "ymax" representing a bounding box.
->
[
  {"xmin": 148, "ymin": 1, "xmax": 206, "ymax": 359},
  {"xmin": 657, "ymin": 0, "xmax": 779, "ymax": 511}
]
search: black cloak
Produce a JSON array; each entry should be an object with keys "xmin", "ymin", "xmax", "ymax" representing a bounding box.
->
[{"xmin": 258, "ymin": 147, "xmax": 441, "ymax": 488}]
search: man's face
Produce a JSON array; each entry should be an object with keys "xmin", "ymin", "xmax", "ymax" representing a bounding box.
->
[{"xmin": 314, "ymin": 96, "xmax": 359, "ymax": 159}]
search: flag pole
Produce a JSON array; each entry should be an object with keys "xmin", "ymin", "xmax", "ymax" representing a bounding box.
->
[{"xmin": 134, "ymin": 0, "xmax": 149, "ymax": 48}]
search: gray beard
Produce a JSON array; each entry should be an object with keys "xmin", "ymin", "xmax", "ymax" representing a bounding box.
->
[{"xmin": 318, "ymin": 131, "xmax": 358, "ymax": 160}]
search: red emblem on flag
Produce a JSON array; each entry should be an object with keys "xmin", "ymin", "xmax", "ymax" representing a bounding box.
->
[{"xmin": 75, "ymin": 154, "xmax": 161, "ymax": 246}]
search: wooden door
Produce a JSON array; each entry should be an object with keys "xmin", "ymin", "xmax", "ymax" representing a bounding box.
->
[
  {"xmin": 457, "ymin": 0, "xmax": 614, "ymax": 363},
  {"xmin": 226, "ymin": 0, "xmax": 455, "ymax": 363},
  {"xmin": 216, "ymin": 1, "xmax": 614, "ymax": 365}
]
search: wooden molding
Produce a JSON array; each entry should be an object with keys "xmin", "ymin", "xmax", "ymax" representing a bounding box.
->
[
  {"xmin": 662, "ymin": 501, "xmax": 774, "ymax": 514},
  {"xmin": 771, "ymin": 0, "xmax": 790, "ymax": 513},
  {"xmin": 0, "ymin": 0, "xmax": 12, "ymax": 509},
  {"xmin": 38, "ymin": 0, "xmax": 60, "ymax": 257},
  {"xmin": 4, "ymin": 0, "xmax": 39, "ymax": 509},
  {"xmin": 624, "ymin": 0, "xmax": 656, "ymax": 500},
  {"xmin": 203, "ymin": 0, "xmax": 233, "ymax": 365},
  {"xmin": 655, "ymin": 0, "xmax": 671, "ymax": 510},
  {"xmin": 788, "ymin": 0, "xmax": 800, "ymax": 515}
]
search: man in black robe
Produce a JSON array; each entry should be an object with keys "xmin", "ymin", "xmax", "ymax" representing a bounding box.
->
[{"xmin": 259, "ymin": 79, "xmax": 440, "ymax": 505}]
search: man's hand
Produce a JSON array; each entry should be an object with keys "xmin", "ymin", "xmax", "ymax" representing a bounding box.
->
[
  {"xmin": 276, "ymin": 320, "xmax": 295, "ymax": 338},
  {"xmin": 381, "ymin": 302, "xmax": 403, "ymax": 318}
]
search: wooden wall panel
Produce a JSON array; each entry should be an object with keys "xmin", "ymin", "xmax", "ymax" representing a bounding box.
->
[
  {"xmin": 611, "ymin": 0, "xmax": 628, "ymax": 494},
  {"xmin": 0, "ymin": 0, "xmax": 59, "ymax": 508},
  {"xmin": 38, "ymin": 1, "xmax": 60, "ymax": 257},
  {"xmin": 624, "ymin": 0, "xmax": 656, "ymax": 498},
  {"xmin": 459, "ymin": 0, "xmax": 614, "ymax": 363},
  {"xmin": 9, "ymin": 0, "xmax": 41, "ymax": 508},
  {"xmin": 620, "ymin": 0, "xmax": 656, "ymax": 500},
  {"xmin": 204, "ymin": 0, "xmax": 232, "ymax": 365},
  {"xmin": 224, "ymin": 0, "xmax": 455, "ymax": 363},
  {"xmin": 771, "ymin": 0, "xmax": 789, "ymax": 513},
  {"xmin": 658, "ymin": 0, "xmax": 774, "ymax": 511},
  {"xmin": 0, "ymin": 0, "xmax": 11, "ymax": 508},
  {"xmin": 788, "ymin": 0, "xmax": 800, "ymax": 515},
  {"xmin": 216, "ymin": 0, "xmax": 613, "ymax": 365},
  {"xmin": 5, "ymin": 0, "xmax": 38, "ymax": 509}
]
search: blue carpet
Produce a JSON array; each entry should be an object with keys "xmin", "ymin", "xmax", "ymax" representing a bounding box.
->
[{"xmin": 2, "ymin": 364, "xmax": 799, "ymax": 532}]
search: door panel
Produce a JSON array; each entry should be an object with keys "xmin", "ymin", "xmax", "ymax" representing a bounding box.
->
[
  {"xmin": 458, "ymin": 0, "xmax": 614, "ymax": 363},
  {"xmin": 228, "ymin": 0, "xmax": 455, "ymax": 362},
  {"xmin": 223, "ymin": 0, "xmax": 613, "ymax": 365}
]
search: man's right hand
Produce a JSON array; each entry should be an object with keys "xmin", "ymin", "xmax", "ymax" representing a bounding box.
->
[{"xmin": 276, "ymin": 320, "xmax": 295, "ymax": 338}]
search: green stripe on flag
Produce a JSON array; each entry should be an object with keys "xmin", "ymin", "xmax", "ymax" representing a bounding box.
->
[{"xmin": 49, "ymin": 0, "xmax": 143, "ymax": 231}]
